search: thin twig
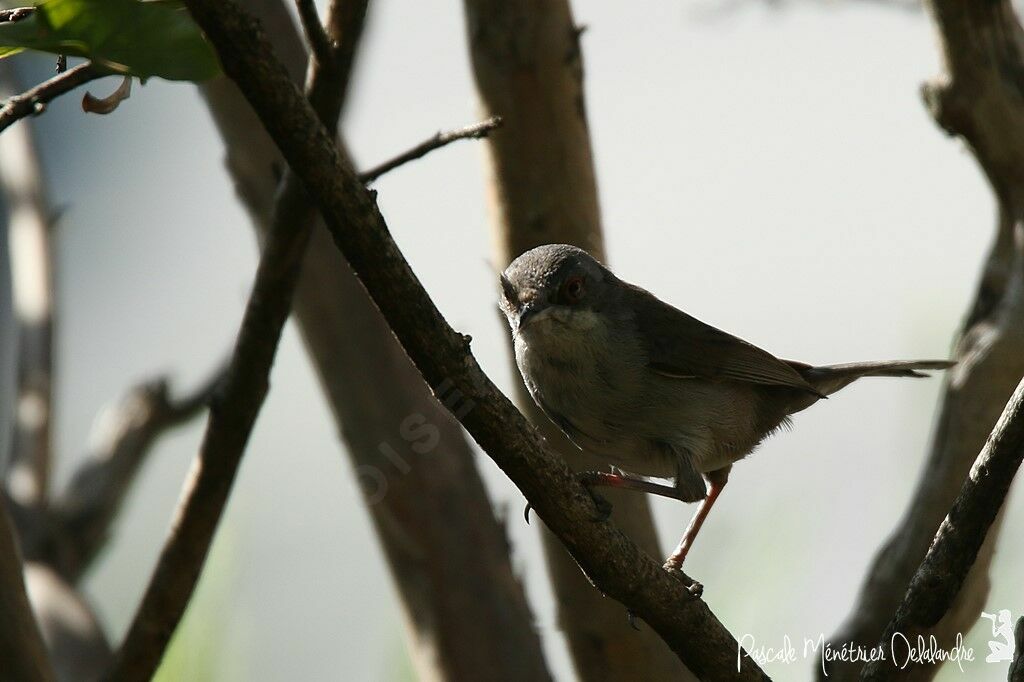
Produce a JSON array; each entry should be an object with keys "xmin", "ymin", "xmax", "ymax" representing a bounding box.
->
[
  {"xmin": 175, "ymin": 0, "xmax": 768, "ymax": 677},
  {"xmin": 105, "ymin": 2, "xmax": 359, "ymax": 679},
  {"xmin": 294, "ymin": 0, "xmax": 332, "ymax": 66},
  {"xmin": 358, "ymin": 115, "xmax": 504, "ymax": 183},
  {"xmin": 0, "ymin": 63, "xmax": 105, "ymax": 135},
  {"xmin": 860, "ymin": 377, "xmax": 1024, "ymax": 680}
]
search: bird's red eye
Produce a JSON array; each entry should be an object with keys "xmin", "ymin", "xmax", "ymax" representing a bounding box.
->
[{"xmin": 563, "ymin": 276, "xmax": 585, "ymax": 303}]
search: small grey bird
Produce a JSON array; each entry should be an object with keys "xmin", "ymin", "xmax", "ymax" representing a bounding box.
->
[{"xmin": 498, "ymin": 244, "xmax": 952, "ymax": 574}]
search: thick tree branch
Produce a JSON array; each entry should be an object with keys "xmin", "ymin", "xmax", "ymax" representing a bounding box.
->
[
  {"xmin": 826, "ymin": 3, "xmax": 1024, "ymax": 678},
  {"xmin": 177, "ymin": 0, "xmax": 766, "ymax": 677},
  {"xmin": 0, "ymin": 63, "xmax": 105, "ymax": 135},
  {"xmin": 1, "ymin": 68, "xmax": 56, "ymax": 508},
  {"xmin": 859, "ymin": 376, "xmax": 1024, "ymax": 679},
  {"xmin": 359, "ymin": 115, "xmax": 503, "ymax": 183},
  {"xmin": 0, "ymin": 497, "xmax": 53, "ymax": 681},
  {"xmin": 200, "ymin": 1, "xmax": 552, "ymax": 679}
]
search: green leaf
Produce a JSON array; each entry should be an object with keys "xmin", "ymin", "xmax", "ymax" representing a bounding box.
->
[{"xmin": 0, "ymin": 0, "xmax": 220, "ymax": 81}]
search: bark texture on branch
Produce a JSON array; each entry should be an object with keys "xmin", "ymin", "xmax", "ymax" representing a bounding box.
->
[
  {"xmin": 461, "ymin": 2, "xmax": 693, "ymax": 679},
  {"xmin": 200, "ymin": 2, "xmax": 550, "ymax": 680},
  {"xmin": 859, "ymin": 377, "xmax": 1024, "ymax": 680},
  {"xmin": 180, "ymin": 0, "xmax": 768, "ymax": 677},
  {"xmin": 825, "ymin": 3, "xmax": 1024, "ymax": 679}
]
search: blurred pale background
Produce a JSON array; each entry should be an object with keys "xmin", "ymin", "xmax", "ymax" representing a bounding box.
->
[{"xmin": 1, "ymin": 1, "xmax": 1020, "ymax": 680}]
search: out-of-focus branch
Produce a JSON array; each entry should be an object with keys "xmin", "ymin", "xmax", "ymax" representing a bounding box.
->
[
  {"xmin": 860, "ymin": 377, "xmax": 1024, "ymax": 679},
  {"xmin": 294, "ymin": 0, "xmax": 332, "ymax": 66},
  {"xmin": 825, "ymin": 2, "xmax": 1024, "ymax": 679},
  {"xmin": 0, "ymin": 497, "xmax": 53, "ymax": 681},
  {"xmin": 0, "ymin": 63, "xmax": 105, "ymax": 134},
  {"xmin": 0, "ymin": 64, "xmax": 120, "ymax": 682},
  {"xmin": 24, "ymin": 563, "xmax": 111, "ymax": 682},
  {"xmin": 461, "ymin": 1, "xmax": 693, "ymax": 679},
  {"xmin": 177, "ymin": 1, "xmax": 768, "ymax": 677},
  {"xmin": 0, "ymin": 69, "xmax": 56, "ymax": 508},
  {"xmin": 103, "ymin": 20, "xmax": 347, "ymax": 678},
  {"xmin": 41, "ymin": 371, "xmax": 223, "ymax": 582},
  {"xmin": 359, "ymin": 115, "xmax": 503, "ymax": 183},
  {"xmin": 200, "ymin": 1, "xmax": 552, "ymax": 679}
]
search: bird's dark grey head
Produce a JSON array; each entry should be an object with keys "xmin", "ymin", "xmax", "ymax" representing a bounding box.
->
[{"xmin": 499, "ymin": 244, "xmax": 613, "ymax": 333}]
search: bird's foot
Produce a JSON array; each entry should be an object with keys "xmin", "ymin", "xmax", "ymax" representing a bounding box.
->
[{"xmin": 663, "ymin": 561, "xmax": 703, "ymax": 599}]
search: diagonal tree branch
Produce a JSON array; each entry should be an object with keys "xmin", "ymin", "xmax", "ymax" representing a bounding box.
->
[
  {"xmin": 825, "ymin": 2, "xmax": 1024, "ymax": 678},
  {"xmin": 176, "ymin": 0, "xmax": 768, "ymax": 677},
  {"xmin": 860, "ymin": 376, "xmax": 1024, "ymax": 679},
  {"xmin": 103, "ymin": 6, "xmax": 356, "ymax": 675},
  {"xmin": 359, "ymin": 115, "xmax": 503, "ymax": 183},
  {"xmin": 200, "ymin": 1, "xmax": 551, "ymax": 679},
  {"xmin": 0, "ymin": 63, "xmax": 106, "ymax": 135}
]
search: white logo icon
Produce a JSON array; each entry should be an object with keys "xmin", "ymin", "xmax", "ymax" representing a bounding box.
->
[{"xmin": 981, "ymin": 610, "xmax": 1015, "ymax": 664}]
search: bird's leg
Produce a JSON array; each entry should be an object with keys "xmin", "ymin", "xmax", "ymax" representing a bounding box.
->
[
  {"xmin": 664, "ymin": 466, "xmax": 730, "ymax": 573},
  {"xmin": 523, "ymin": 470, "xmax": 685, "ymax": 524},
  {"xmin": 577, "ymin": 470, "xmax": 689, "ymax": 500}
]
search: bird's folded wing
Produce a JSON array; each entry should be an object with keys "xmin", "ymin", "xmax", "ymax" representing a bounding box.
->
[{"xmin": 629, "ymin": 284, "xmax": 819, "ymax": 394}]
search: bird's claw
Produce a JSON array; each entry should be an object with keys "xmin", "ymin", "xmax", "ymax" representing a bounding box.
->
[
  {"xmin": 523, "ymin": 501, "xmax": 533, "ymax": 525},
  {"xmin": 663, "ymin": 562, "xmax": 704, "ymax": 600}
]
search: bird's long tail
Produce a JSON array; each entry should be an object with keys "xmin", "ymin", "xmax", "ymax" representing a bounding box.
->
[{"xmin": 787, "ymin": 359, "xmax": 955, "ymax": 398}]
